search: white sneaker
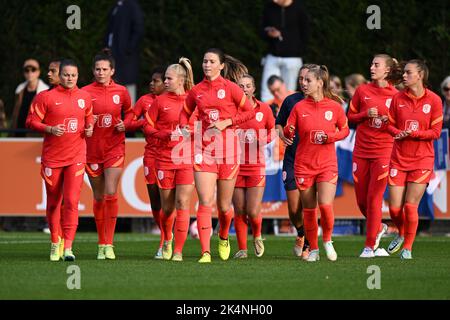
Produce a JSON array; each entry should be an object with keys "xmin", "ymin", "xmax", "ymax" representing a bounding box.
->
[
  {"xmin": 307, "ymin": 249, "xmax": 320, "ymax": 262},
  {"xmin": 374, "ymin": 223, "xmax": 388, "ymax": 250},
  {"xmin": 323, "ymin": 241, "xmax": 337, "ymax": 261},
  {"xmin": 400, "ymin": 248, "xmax": 412, "ymax": 260},
  {"xmin": 359, "ymin": 247, "xmax": 375, "ymax": 258},
  {"xmin": 388, "ymin": 235, "xmax": 404, "ymax": 254},
  {"xmin": 154, "ymin": 247, "xmax": 163, "ymax": 260}
]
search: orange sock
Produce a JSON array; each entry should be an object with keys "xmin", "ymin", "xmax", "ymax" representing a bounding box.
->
[
  {"xmin": 197, "ymin": 205, "xmax": 212, "ymax": 254},
  {"xmin": 174, "ymin": 209, "xmax": 190, "ymax": 254},
  {"xmin": 389, "ymin": 206, "xmax": 404, "ymax": 236},
  {"xmin": 319, "ymin": 204, "xmax": 334, "ymax": 243},
  {"xmin": 303, "ymin": 208, "xmax": 318, "ymax": 250},
  {"xmin": 104, "ymin": 194, "xmax": 118, "ymax": 245},
  {"xmin": 218, "ymin": 208, "xmax": 233, "ymax": 240},
  {"xmin": 249, "ymin": 213, "xmax": 262, "ymax": 238},
  {"xmin": 234, "ymin": 213, "xmax": 248, "ymax": 251},
  {"xmin": 403, "ymin": 203, "xmax": 419, "ymax": 251},
  {"xmin": 161, "ymin": 210, "xmax": 175, "ymax": 241},
  {"xmin": 93, "ymin": 199, "xmax": 106, "ymax": 244}
]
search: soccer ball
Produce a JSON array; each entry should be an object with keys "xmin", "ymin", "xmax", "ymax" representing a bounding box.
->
[{"xmin": 189, "ymin": 220, "xmax": 213, "ymax": 239}]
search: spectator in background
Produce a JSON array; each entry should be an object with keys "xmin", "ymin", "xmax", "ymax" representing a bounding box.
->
[
  {"xmin": 105, "ymin": 0, "xmax": 144, "ymax": 105},
  {"xmin": 440, "ymin": 76, "xmax": 450, "ymax": 130},
  {"xmin": 11, "ymin": 59, "xmax": 49, "ymax": 137},
  {"xmin": 266, "ymin": 75, "xmax": 295, "ymax": 117},
  {"xmin": 260, "ymin": 0, "xmax": 309, "ymax": 102}
]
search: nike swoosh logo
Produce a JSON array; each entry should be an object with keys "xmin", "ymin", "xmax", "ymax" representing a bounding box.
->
[
  {"xmin": 77, "ymin": 163, "xmax": 83, "ymax": 166},
  {"xmin": 364, "ymin": 97, "xmax": 371, "ymax": 100},
  {"xmin": 382, "ymin": 165, "xmax": 388, "ymax": 168},
  {"xmin": 399, "ymin": 104, "xmax": 405, "ymax": 107},
  {"xmin": 55, "ymin": 102, "xmax": 62, "ymax": 105},
  {"xmin": 197, "ymin": 95, "xmax": 203, "ymax": 99},
  {"xmin": 163, "ymin": 107, "xmax": 171, "ymax": 111},
  {"xmin": 422, "ymin": 170, "xmax": 428, "ymax": 174},
  {"xmin": 91, "ymin": 98, "xmax": 97, "ymax": 101},
  {"xmin": 302, "ymin": 114, "xmax": 309, "ymax": 117}
]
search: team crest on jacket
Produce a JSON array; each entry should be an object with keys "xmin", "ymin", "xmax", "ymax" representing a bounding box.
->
[
  {"xmin": 390, "ymin": 168, "xmax": 398, "ymax": 177},
  {"xmin": 385, "ymin": 99, "xmax": 392, "ymax": 108},
  {"xmin": 422, "ymin": 104, "xmax": 431, "ymax": 114},
  {"xmin": 325, "ymin": 111, "xmax": 333, "ymax": 121},
  {"xmin": 209, "ymin": 109, "xmax": 219, "ymax": 122},
  {"xmin": 78, "ymin": 99, "xmax": 85, "ymax": 109},
  {"xmin": 256, "ymin": 112, "xmax": 264, "ymax": 122},
  {"xmin": 352, "ymin": 162, "xmax": 357, "ymax": 173},
  {"xmin": 44, "ymin": 167, "xmax": 52, "ymax": 177},
  {"xmin": 90, "ymin": 164, "xmax": 99, "ymax": 171},
  {"xmin": 113, "ymin": 94, "xmax": 120, "ymax": 104},
  {"xmin": 217, "ymin": 89, "xmax": 226, "ymax": 99}
]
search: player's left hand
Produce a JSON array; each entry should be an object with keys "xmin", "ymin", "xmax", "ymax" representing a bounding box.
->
[
  {"xmin": 85, "ymin": 124, "xmax": 94, "ymax": 137},
  {"xmin": 208, "ymin": 119, "xmax": 232, "ymax": 131},
  {"xmin": 115, "ymin": 119, "xmax": 125, "ymax": 132}
]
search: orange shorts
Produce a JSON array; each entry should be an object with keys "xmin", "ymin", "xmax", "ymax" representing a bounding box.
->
[
  {"xmin": 156, "ymin": 167, "xmax": 194, "ymax": 189},
  {"xmin": 388, "ymin": 168, "xmax": 432, "ymax": 186},
  {"xmin": 85, "ymin": 156, "xmax": 124, "ymax": 178},
  {"xmin": 143, "ymin": 157, "xmax": 157, "ymax": 185},
  {"xmin": 193, "ymin": 159, "xmax": 240, "ymax": 180},
  {"xmin": 235, "ymin": 175, "xmax": 266, "ymax": 188},
  {"xmin": 295, "ymin": 171, "xmax": 338, "ymax": 191}
]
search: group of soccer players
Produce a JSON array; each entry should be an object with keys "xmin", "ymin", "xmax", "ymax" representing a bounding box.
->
[{"xmin": 27, "ymin": 48, "xmax": 443, "ymax": 263}]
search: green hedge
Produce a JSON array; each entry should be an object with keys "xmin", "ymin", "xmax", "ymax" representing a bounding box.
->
[{"xmin": 0, "ymin": 0, "xmax": 448, "ymax": 117}]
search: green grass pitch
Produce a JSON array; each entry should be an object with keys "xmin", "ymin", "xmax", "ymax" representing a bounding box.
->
[{"xmin": 1, "ymin": 232, "xmax": 449, "ymax": 300}]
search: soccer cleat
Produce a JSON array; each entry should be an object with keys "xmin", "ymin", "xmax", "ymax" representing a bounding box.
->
[
  {"xmin": 293, "ymin": 236, "xmax": 305, "ymax": 257},
  {"xmin": 307, "ymin": 249, "xmax": 320, "ymax": 262},
  {"xmin": 359, "ymin": 247, "xmax": 375, "ymax": 258},
  {"xmin": 400, "ymin": 249, "xmax": 412, "ymax": 260},
  {"xmin": 63, "ymin": 248, "xmax": 75, "ymax": 261},
  {"xmin": 198, "ymin": 252, "xmax": 212, "ymax": 263},
  {"xmin": 253, "ymin": 236, "xmax": 265, "ymax": 258},
  {"xmin": 162, "ymin": 240, "xmax": 173, "ymax": 260},
  {"xmin": 233, "ymin": 250, "xmax": 248, "ymax": 259},
  {"xmin": 301, "ymin": 247, "xmax": 310, "ymax": 261},
  {"xmin": 104, "ymin": 245, "xmax": 116, "ymax": 260},
  {"xmin": 58, "ymin": 237, "xmax": 65, "ymax": 259},
  {"xmin": 323, "ymin": 241, "xmax": 338, "ymax": 261},
  {"xmin": 154, "ymin": 247, "xmax": 163, "ymax": 260},
  {"xmin": 97, "ymin": 244, "xmax": 106, "ymax": 260},
  {"xmin": 50, "ymin": 242, "xmax": 61, "ymax": 261},
  {"xmin": 218, "ymin": 238, "xmax": 231, "ymax": 261},
  {"xmin": 374, "ymin": 223, "xmax": 388, "ymax": 250},
  {"xmin": 387, "ymin": 235, "xmax": 404, "ymax": 254},
  {"xmin": 171, "ymin": 252, "xmax": 183, "ymax": 262}
]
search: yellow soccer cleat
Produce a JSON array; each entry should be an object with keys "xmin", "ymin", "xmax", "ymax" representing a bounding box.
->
[
  {"xmin": 162, "ymin": 240, "xmax": 173, "ymax": 260},
  {"xmin": 63, "ymin": 248, "xmax": 76, "ymax": 261},
  {"xmin": 253, "ymin": 236, "xmax": 265, "ymax": 258},
  {"xmin": 50, "ymin": 241, "xmax": 61, "ymax": 262},
  {"xmin": 171, "ymin": 252, "xmax": 183, "ymax": 262},
  {"xmin": 218, "ymin": 238, "xmax": 231, "ymax": 261},
  {"xmin": 198, "ymin": 252, "xmax": 211, "ymax": 263},
  {"xmin": 104, "ymin": 245, "xmax": 116, "ymax": 260},
  {"xmin": 58, "ymin": 237, "xmax": 65, "ymax": 259},
  {"xmin": 97, "ymin": 244, "xmax": 106, "ymax": 260}
]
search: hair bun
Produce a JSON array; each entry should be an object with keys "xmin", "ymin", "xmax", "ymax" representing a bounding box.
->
[{"xmin": 101, "ymin": 47, "xmax": 112, "ymax": 56}]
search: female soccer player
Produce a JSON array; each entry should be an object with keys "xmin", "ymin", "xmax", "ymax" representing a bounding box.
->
[
  {"xmin": 276, "ymin": 65, "xmax": 312, "ymax": 259},
  {"xmin": 82, "ymin": 49, "xmax": 133, "ymax": 260},
  {"xmin": 179, "ymin": 48, "xmax": 255, "ymax": 263},
  {"xmin": 131, "ymin": 67, "xmax": 166, "ymax": 259},
  {"xmin": 284, "ymin": 64, "xmax": 349, "ymax": 262},
  {"xmin": 28, "ymin": 59, "xmax": 93, "ymax": 261},
  {"xmin": 143, "ymin": 58, "xmax": 196, "ymax": 262},
  {"xmin": 347, "ymin": 54, "xmax": 402, "ymax": 258},
  {"xmin": 387, "ymin": 60, "xmax": 443, "ymax": 259},
  {"xmin": 232, "ymin": 74, "xmax": 275, "ymax": 258}
]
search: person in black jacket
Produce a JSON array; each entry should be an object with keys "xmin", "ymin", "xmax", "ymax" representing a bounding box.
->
[
  {"xmin": 105, "ymin": 0, "xmax": 144, "ymax": 104},
  {"xmin": 260, "ymin": 0, "xmax": 309, "ymax": 102}
]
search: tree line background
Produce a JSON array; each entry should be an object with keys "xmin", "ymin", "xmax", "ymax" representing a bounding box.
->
[{"xmin": 0, "ymin": 0, "xmax": 448, "ymax": 118}]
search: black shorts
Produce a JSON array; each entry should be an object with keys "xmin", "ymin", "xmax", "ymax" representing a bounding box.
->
[{"xmin": 282, "ymin": 158, "xmax": 297, "ymax": 191}]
